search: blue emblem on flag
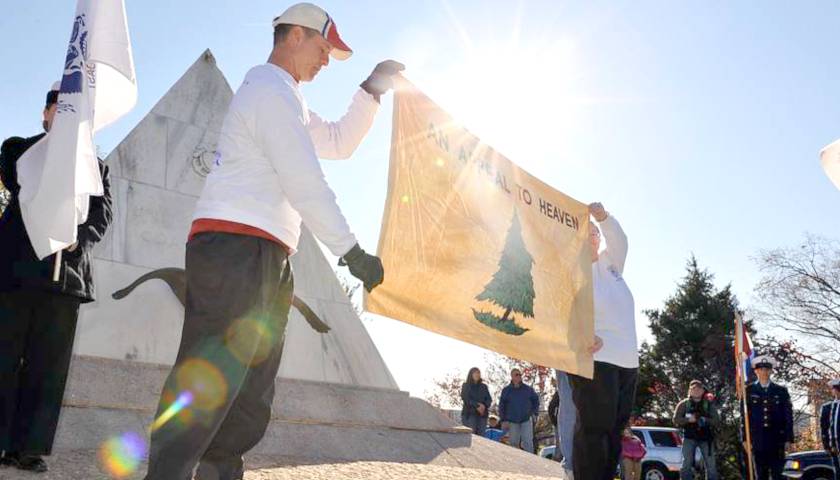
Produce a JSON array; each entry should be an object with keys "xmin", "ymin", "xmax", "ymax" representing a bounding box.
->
[{"xmin": 60, "ymin": 14, "xmax": 88, "ymax": 97}]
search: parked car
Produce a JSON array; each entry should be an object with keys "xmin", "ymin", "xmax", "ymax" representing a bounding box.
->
[
  {"xmin": 537, "ymin": 426, "xmax": 698, "ymax": 480},
  {"xmin": 783, "ymin": 450, "xmax": 836, "ymax": 480},
  {"xmin": 538, "ymin": 444, "xmax": 556, "ymax": 460}
]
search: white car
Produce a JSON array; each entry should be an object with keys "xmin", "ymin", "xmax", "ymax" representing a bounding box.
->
[{"xmin": 538, "ymin": 426, "xmax": 699, "ymax": 480}]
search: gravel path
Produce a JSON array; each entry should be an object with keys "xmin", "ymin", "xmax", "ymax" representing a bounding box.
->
[
  {"xmin": 245, "ymin": 462, "xmax": 563, "ymax": 480},
  {"xmin": 0, "ymin": 456, "xmax": 565, "ymax": 480}
]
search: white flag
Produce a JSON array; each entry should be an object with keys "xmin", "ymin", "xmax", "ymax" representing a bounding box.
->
[
  {"xmin": 821, "ymin": 139, "xmax": 840, "ymax": 191},
  {"xmin": 17, "ymin": 0, "xmax": 137, "ymax": 259}
]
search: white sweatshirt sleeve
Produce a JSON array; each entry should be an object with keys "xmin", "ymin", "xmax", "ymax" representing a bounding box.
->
[
  {"xmin": 253, "ymin": 91, "xmax": 358, "ymax": 257},
  {"xmin": 599, "ymin": 215, "xmax": 628, "ymax": 274},
  {"xmin": 307, "ymin": 89, "xmax": 379, "ymax": 160}
]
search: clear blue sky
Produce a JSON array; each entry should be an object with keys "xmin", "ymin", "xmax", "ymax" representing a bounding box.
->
[{"xmin": 3, "ymin": 1, "xmax": 840, "ymax": 398}]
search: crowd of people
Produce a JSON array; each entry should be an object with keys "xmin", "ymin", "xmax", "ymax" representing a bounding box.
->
[
  {"xmin": 1, "ymin": 1, "xmax": 839, "ymax": 479},
  {"xmin": 458, "ymin": 204, "xmax": 640, "ymax": 480},
  {"xmin": 463, "ymin": 358, "xmax": 840, "ymax": 480},
  {"xmin": 461, "ymin": 367, "xmax": 540, "ymax": 452},
  {"xmin": 457, "ymin": 202, "xmax": 840, "ymax": 480}
]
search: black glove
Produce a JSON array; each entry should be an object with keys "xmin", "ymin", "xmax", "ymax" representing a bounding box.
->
[
  {"xmin": 360, "ymin": 60, "xmax": 405, "ymax": 102},
  {"xmin": 339, "ymin": 244, "xmax": 384, "ymax": 292}
]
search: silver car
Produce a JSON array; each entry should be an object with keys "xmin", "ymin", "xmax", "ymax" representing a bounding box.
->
[
  {"xmin": 538, "ymin": 426, "xmax": 697, "ymax": 480},
  {"xmin": 631, "ymin": 427, "xmax": 696, "ymax": 480}
]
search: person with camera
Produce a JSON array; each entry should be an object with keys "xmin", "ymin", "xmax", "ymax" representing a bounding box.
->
[{"xmin": 673, "ymin": 380, "xmax": 719, "ymax": 480}]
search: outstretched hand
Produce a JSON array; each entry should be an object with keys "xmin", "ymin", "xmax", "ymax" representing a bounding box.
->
[
  {"xmin": 361, "ymin": 60, "xmax": 406, "ymax": 100},
  {"xmin": 588, "ymin": 202, "xmax": 608, "ymax": 222},
  {"xmin": 339, "ymin": 244, "xmax": 384, "ymax": 292},
  {"xmin": 589, "ymin": 335, "xmax": 603, "ymax": 354}
]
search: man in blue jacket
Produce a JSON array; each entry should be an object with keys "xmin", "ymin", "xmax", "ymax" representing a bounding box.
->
[{"xmin": 499, "ymin": 368, "xmax": 540, "ymax": 453}]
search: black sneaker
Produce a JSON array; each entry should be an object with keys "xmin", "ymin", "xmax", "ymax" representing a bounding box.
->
[
  {"xmin": 195, "ymin": 456, "xmax": 244, "ymax": 480},
  {"xmin": 15, "ymin": 454, "xmax": 48, "ymax": 473},
  {"xmin": 0, "ymin": 453, "xmax": 18, "ymax": 468}
]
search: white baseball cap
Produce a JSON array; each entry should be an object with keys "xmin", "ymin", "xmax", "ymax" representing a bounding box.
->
[
  {"xmin": 830, "ymin": 378, "xmax": 840, "ymax": 388},
  {"xmin": 272, "ymin": 3, "xmax": 352, "ymax": 60},
  {"xmin": 751, "ymin": 355, "xmax": 777, "ymax": 369}
]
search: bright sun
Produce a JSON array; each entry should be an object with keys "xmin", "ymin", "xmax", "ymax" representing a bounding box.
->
[{"xmin": 398, "ymin": 2, "xmax": 583, "ymax": 171}]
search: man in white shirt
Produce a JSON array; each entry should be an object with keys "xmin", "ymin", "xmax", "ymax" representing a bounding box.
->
[
  {"xmin": 568, "ymin": 202, "xmax": 639, "ymax": 480},
  {"xmin": 143, "ymin": 4, "xmax": 403, "ymax": 479}
]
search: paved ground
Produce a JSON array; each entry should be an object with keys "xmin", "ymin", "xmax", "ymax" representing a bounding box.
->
[
  {"xmin": 0, "ymin": 454, "xmax": 565, "ymax": 480},
  {"xmin": 245, "ymin": 462, "xmax": 564, "ymax": 480}
]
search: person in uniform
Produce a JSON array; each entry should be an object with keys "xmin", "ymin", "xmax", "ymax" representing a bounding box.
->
[
  {"xmin": 819, "ymin": 378, "xmax": 840, "ymax": 480},
  {"xmin": 142, "ymin": 4, "xmax": 402, "ymax": 480},
  {"xmin": 744, "ymin": 355, "xmax": 794, "ymax": 480},
  {"xmin": 0, "ymin": 83, "xmax": 113, "ymax": 473}
]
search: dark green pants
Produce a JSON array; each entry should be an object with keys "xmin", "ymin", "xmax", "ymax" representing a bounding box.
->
[
  {"xmin": 0, "ymin": 290, "xmax": 80, "ymax": 456},
  {"xmin": 144, "ymin": 233, "xmax": 293, "ymax": 480}
]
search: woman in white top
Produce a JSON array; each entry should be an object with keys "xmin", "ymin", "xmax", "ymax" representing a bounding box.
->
[{"xmin": 569, "ymin": 202, "xmax": 639, "ymax": 480}]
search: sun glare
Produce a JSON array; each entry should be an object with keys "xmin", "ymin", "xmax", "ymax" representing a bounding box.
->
[{"xmin": 400, "ymin": 2, "xmax": 583, "ymax": 169}]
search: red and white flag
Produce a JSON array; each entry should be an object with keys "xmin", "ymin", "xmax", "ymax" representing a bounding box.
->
[
  {"xmin": 734, "ymin": 313, "xmax": 754, "ymax": 399},
  {"xmin": 17, "ymin": 0, "xmax": 136, "ymax": 259}
]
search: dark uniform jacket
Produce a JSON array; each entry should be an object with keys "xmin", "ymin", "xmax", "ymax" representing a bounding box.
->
[
  {"xmin": 0, "ymin": 134, "xmax": 112, "ymax": 303},
  {"xmin": 820, "ymin": 400, "xmax": 840, "ymax": 452},
  {"xmin": 460, "ymin": 381, "xmax": 492, "ymax": 418},
  {"xmin": 744, "ymin": 381, "xmax": 794, "ymax": 453}
]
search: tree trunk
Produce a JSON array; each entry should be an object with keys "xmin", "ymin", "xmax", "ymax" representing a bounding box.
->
[{"xmin": 501, "ymin": 307, "xmax": 512, "ymax": 322}]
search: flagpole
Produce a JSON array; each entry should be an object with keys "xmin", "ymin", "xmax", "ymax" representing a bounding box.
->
[{"xmin": 735, "ymin": 314, "xmax": 756, "ymax": 480}]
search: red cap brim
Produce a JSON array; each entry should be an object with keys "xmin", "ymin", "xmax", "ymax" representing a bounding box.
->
[{"xmin": 326, "ymin": 22, "xmax": 352, "ymax": 60}]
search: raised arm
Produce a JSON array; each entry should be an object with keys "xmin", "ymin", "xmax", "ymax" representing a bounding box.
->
[
  {"xmin": 308, "ymin": 60, "xmax": 404, "ymax": 160},
  {"xmin": 591, "ymin": 202, "xmax": 628, "ymax": 274},
  {"xmin": 307, "ymin": 89, "xmax": 378, "ymax": 160}
]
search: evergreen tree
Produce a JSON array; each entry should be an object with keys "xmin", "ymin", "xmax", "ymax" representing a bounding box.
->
[
  {"xmin": 637, "ymin": 257, "xmax": 745, "ymax": 477},
  {"xmin": 473, "ymin": 210, "xmax": 535, "ymax": 335}
]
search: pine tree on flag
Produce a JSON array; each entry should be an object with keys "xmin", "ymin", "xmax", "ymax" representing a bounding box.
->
[{"xmin": 472, "ymin": 210, "xmax": 535, "ymax": 336}]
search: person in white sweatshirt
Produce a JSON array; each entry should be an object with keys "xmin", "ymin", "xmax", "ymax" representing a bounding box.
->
[
  {"xmin": 569, "ymin": 202, "xmax": 639, "ymax": 480},
  {"xmin": 143, "ymin": 4, "xmax": 403, "ymax": 480}
]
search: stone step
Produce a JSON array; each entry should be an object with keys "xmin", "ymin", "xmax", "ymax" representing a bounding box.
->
[
  {"xmin": 63, "ymin": 355, "xmax": 459, "ymax": 435},
  {"xmin": 45, "ymin": 356, "xmax": 566, "ymax": 479}
]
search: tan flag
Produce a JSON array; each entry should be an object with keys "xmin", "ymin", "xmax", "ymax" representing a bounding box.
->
[{"xmin": 367, "ymin": 78, "xmax": 594, "ymax": 378}]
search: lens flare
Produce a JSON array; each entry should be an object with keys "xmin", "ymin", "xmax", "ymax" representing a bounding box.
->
[
  {"xmin": 401, "ymin": 194, "xmax": 411, "ymax": 203},
  {"xmin": 435, "ymin": 157, "xmax": 445, "ymax": 167},
  {"xmin": 226, "ymin": 315, "xmax": 275, "ymax": 367},
  {"xmin": 175, "ymin": 358, "xmax": 228, "ymax": 411},
  {"xmin": 150, "ymin": 390, "xmax": 194, "ymax": 433},
  {"xmin": 98, "ymin": 431, "xmax": 147, "ymax": 479}
]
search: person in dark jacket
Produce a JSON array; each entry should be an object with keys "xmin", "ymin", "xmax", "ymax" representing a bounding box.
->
[
  {"xmin": 499, "ymin": 368, "xmax": 540, "ymax": 453},
  {"xmin": 460, "ymin": 367, "xmax": 492, "ymax": 436},
  {"xmin": 743, "ymin": 355, "xmax": 794, "ymax": 480},
  {"xmin": 0, "ymin": 83, "xmax": 113, "ymax": 473},
  {"xmin": 819, "ymin": 379, "xmax": 840, "ymax": 480},
  {"xmin": 673, "ymin": 380, "xmax": 719, "ymax": 480}
]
